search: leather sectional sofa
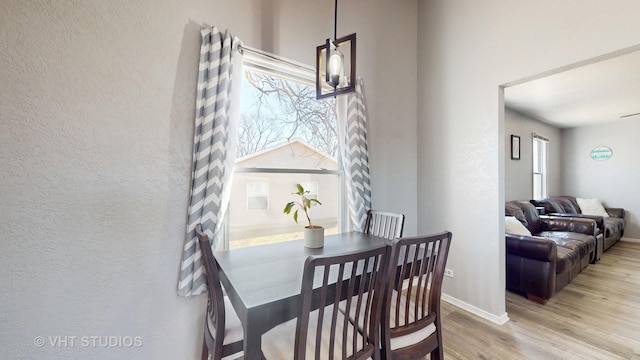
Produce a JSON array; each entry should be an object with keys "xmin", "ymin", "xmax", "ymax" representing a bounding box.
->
[
  {"xmin": 530, "ymin": 195, "xmax": 626, "ymax": 256},
  {"xmin": 505, "ymin": 201, "xmax": 598, "ymax": 304}
]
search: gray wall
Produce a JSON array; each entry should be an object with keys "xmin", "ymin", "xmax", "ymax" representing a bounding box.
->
[
  {"xmin": 562, "ymin": 119, "xmax": 640, "ymax": 239},
  {"xmin": 418, "ymin": 0, "xmax": 640, "ymax": 319},
  {"xmin": 505, "ymin": 108, "xmax": 563, "ymax": 201},
  {"xmin": 0, "ymin": 1, "xmax": 418, "ymax": 358}
]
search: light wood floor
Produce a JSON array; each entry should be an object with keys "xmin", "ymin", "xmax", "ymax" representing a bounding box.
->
[{"xmin": 440, "ymin": 240, "xmax": 640, "ymax": 360}]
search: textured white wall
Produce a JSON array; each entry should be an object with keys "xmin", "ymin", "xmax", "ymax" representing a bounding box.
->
[
  {"xmin": 418, "ymin": 0, "xmax": 640, "ymax": 318},
  {"xmin": 504, "ymin": 108, "xmax": 563, "ymax": 201},
  {"xmin": 0, "ymin": 0, "xmax": 418, "ymax": 358},
  {"xmin": 562, "ymin": 119, "xmax": 640, "ymax": 239}
]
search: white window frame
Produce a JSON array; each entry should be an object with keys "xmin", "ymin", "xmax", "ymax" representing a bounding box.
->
[
  {"xmin": 532, "ymin": 134, "xmax": 549, "ymax": 200},
  {"xmin": 221, "ymin": 47, "xmax": 345, "ymax": 250}
]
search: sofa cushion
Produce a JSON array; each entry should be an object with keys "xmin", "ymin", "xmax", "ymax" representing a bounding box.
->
[
  {"xmin": 557, "ymin": 196, "xmax": 580, "ymax": 213},
  {"xmin": 557, "ymin": 198, "xmax": 579, "ymax": 214},
  {"xmin": 556, "ymin": 246, "xmax": 579, "ymax": 274},
  {"xmin": 506, "ymin": 202, "xmax": 528, "ymax": 227},
  {"xmin": 576, "ymin": 198, "xmax": 609, "ymax": 217},
  {"xmin": 505, "ymin": 216, "xmax": 532, "ymax": 236},
  {"xmin": 605, "ymin": 217, "xmax": 626, "ymax": 236},
  {"xmin": 537, "ymin": 231, "xmax": 595, "ymax": 259},
  {"xmin": 539, "ymin": 199, "xmax": 565, "ymax": 214}
]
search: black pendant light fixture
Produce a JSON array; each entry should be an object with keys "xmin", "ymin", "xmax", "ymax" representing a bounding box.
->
[{"xmin": 315, "ymin": 0, "xmax": 356, "ymax": 99}]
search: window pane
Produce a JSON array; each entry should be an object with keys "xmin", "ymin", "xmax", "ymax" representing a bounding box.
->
[
  {"xmin": 237, "ymin": 70, "xmax": 338, "ymax": 170},
  {"xmin": 229, "ymin": 66, "xmax": 341, "ymax": 249},
  {"xmin": 532, "ymin": 137, "xmax": 549, "ymax": 199},
  {"xmin": 299, "ymin": 181, "xmax": 319, "ymax": 199},
  {"xmin": 229, "ymin": 173, "xmax": 339, "ymax": 249},
  {"xmin": 246, "ymin": 182, "xmax": 269, "ymax": 210},
  {"xmin": 533, "ymin": 173, "xmax": 542, "ymax": 199}
]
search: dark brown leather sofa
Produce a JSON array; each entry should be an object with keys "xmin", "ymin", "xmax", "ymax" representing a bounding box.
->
[
  {"xmin": 505, "ymin": 201, "xmax": 598, "ymax": 304},
  {"xmin": 530, "ymin": 196, "xmax": 626, "ymax": 256}
]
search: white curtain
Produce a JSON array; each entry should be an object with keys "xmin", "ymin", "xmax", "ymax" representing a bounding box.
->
[
  {"xmin": 178, "ymin": 27, "xmax": 242, "ymax": 297},
  {"xmin": 337, "ymin": 77, "xmax": 372, "ymax": 232}
]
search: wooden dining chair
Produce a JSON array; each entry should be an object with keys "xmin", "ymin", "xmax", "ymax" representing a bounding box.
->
[
  {"xmin": 261, "ymin": 246, "xmax": 391, "ymax": 360},
  {"xmin": 195, "ymin": 224, "xmax": 244, "ymax": 360},
  {"xmin": 382, "ymin": 231, "xmax": 452, "ymax": 360},
  {"xmin": 364, "ymin": 210, "xmax": 405, "ymax": 240}
]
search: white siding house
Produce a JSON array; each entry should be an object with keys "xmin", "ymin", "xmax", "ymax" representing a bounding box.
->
[{"xmin": 229, "ymin": 139, "xmax": 339, "ymax": 242}]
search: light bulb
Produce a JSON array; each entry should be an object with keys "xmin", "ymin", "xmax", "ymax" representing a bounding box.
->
[{"xmin": 328, "ymin": 53, "xmax": 343, "ymax": 87}]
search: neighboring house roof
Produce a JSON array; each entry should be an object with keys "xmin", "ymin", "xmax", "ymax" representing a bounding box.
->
[{"xmin": 235, "ymin": 138, "xmax": 337, "ymax": 166}]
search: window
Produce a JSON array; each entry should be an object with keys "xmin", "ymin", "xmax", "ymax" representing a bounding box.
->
[
  {"xmin": 532, "ymin": 134, "xmax": 549, "ymax": 200},
  {"xmin": 299, "ymin": 181, "xmax": 319, "ymax": 200},
  {"xmin": 227, "ymin": 50, "xmax": 342, "ymax": 249},
  {"xmin": 246, "ymin": 182, "xmax": 269, "ymax": 210}
]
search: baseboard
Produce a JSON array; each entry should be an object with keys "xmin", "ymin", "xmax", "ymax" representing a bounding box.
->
[
  {"xmin": 620, "ymin": 237, "xmax": 640, "ymax": 243},
  {"xmin": 441, "ymin": 293, "xmax": 510, "ymax": 325}
]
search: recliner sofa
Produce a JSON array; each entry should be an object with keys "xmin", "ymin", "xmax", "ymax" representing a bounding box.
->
[
  {"xmin": 530, "ymin": 195, "xmax": 625, "ymax": 254},
  {"xmin": 505, "ymin": 201, "xmax": 598, "ymax": 304}
]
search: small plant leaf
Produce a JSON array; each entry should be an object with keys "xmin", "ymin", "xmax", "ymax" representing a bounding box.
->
[
  {"xmin": 303, "ymin": 198, "xmax": 311, "ymax": 209},
  {"xmin": 296, "ymin": 183, "xmax": 304, "ymax": 195},
  {"xmin": 283, "ymin": 202, "xmax": 295, "ymax": 214},
  {"xmin": 293, "ymin": 209, "xmax": 299, "ymax": 223},
  {"xmin": 310, "ymin": 198, "xmax": 322, "ymax": 206}
]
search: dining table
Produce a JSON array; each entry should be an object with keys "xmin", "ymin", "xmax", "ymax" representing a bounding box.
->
[{"xmin": 214, "ymin": 231, "xmax": 391, "ymax": 360}]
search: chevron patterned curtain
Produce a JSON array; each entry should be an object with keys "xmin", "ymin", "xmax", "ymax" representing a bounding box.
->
[
  {"xmin": 338, "ymin": 77, "xmax": 372, "ymax": 232},
  {"xmin": 178, "ymin": 27, "xmax": 242, "ymax": 297}
]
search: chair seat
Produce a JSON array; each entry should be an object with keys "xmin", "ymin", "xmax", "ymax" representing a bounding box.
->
[
  {"xmin": 207, "ymin": 296, "xmax": 244, "ymax": 347},
  {"xmin": 339, "ymin": 289, "xmax": 435, "ymax": 351},
  {"xmin": 262, "ymin": 305, "xmax": 372, "ymax": 360},
  {"xmin": 390, "ymin": 322, "xmax": 436, "ymax": 351}
]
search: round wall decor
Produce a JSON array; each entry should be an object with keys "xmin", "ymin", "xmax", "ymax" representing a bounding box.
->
[{"xmin": 590, "ymin": 145, "xmax": 613, "ymax": 161}]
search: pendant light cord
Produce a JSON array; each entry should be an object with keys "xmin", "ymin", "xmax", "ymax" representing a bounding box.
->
[{"xmin": 334, "ymin": 0, "xmax": 338, "ymax": 41}]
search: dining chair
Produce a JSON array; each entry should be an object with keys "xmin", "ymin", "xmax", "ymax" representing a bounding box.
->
[
  {"xmin": 364, "ymin": 210, "xmax": 405, "ymax": 240},
  {"xmin": 261, "ymin": 246, "xmax": 391, "ymax": 360},
  {"xmin": 382, "ymin": 231, "xmax": 452, "ymax": 360},
  {"xmin": 195, "ymin": 224, "xmax": 244, "ymax": 360}
]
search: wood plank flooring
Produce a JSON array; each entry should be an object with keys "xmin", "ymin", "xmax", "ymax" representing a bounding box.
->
[{"xmin": 439, "ymin": 240, "xmax": 640, "ymax": 360}]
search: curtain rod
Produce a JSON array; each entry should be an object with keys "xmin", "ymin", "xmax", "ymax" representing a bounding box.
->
[
  {"xmin": 533, "ymin": 133, "xmax": 549, "ymax": 141},
  {"xmin": 238, "ymin": 45, "xmax": 314, "ymax": 72}
]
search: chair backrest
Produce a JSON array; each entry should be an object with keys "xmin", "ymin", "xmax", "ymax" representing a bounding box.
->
[
  {"xmin": 364, "ymin": 210, "xmax": 405, "ymax": 240},
  {"xmin": 195, "ymin": 224, "xmax": 227, "ymax": 357},
  {"xmin": 383, "ymin": 231, "xmax": 452, "ymax": 359},
  {"xmin": 295, "ymin": 246, "xmax": 390, "ymax": 360}
]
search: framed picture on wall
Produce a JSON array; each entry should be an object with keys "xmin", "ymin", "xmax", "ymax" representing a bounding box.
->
[{"xmin": 511, "ymin": 135, "xmax": 520, "ymax": 160}]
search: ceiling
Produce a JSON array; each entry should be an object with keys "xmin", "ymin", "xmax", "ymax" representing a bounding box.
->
[{"xmin": 504, "ymin": 49, "xmax": 640, "ymax": 129}]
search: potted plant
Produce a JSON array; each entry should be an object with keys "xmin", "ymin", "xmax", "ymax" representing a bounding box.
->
[{"xmin": 283, "ymin": 183, "xmax": 324, "ymax": 248}]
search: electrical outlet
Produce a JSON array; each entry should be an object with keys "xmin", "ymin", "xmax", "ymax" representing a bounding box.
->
[{"xmin": 444, "ymin": 268, "xmax": 454, "ymax": 278}]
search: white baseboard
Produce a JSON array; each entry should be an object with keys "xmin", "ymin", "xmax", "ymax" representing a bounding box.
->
[
  {"xmin": 441, "ymin": 293, "xmax": 510, "ymax": 325},
  {"xmin": 620, "ymin": 237, "xmax": 640, "ymax": 243}
]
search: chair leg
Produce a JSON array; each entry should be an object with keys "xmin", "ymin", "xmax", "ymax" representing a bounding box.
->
[
  {"xmin": 201, "ymin": 335, "xmax": 209, "ymax": 360},
  {"xmin": 431, "ymin": 346, "xmax": 443, "ymax": 360}
]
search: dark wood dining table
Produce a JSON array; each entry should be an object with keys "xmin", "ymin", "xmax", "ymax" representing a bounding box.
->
[{"xmin": 214, "ymin": 231, "xmax": 390, "ymax": 360}]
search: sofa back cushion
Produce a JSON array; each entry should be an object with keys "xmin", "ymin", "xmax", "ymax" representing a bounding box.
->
[
  {"xmin": 557, "ymin": 196, "xmax": 581, "ymax": 213},
  {"xmin": 556, "ymin": 198, "xmax": 579, "ymax": 213},
  {"xmin": 506, "ymin": 201, "xmax": 541, "ymax": 234},
  {"xmin": 506, "ymin": 202, "xmax": 527, "ymax": 226}
]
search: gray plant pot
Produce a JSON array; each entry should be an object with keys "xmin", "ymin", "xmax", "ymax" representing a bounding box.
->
[{"xmin": 304, "ymin": 226, "xmax": 324, "ymax": 248}]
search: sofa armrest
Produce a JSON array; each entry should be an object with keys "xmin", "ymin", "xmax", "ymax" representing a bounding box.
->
[
  {"xmin": 605, "ymin": 207, "xmax": 625, "ymax": 219},
  {"xmin": 505, "ymin": 234, "xmax": 557, "ymax": 301},
  {"xmin": 546, "ymin": 213, "xmax": 604, "ymax": 234},
  {"xmin": 540, "ymin": 216, "xmax": 597, "ymax": 236},
  {"xmin": 506, "ymin": 234, "xmax": 556, "ymax": 262}
]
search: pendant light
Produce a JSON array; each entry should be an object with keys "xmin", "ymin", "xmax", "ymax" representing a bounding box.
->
[{"xmin": 315, "ymin": 0, "xmax": 356, "ymax": 99}]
